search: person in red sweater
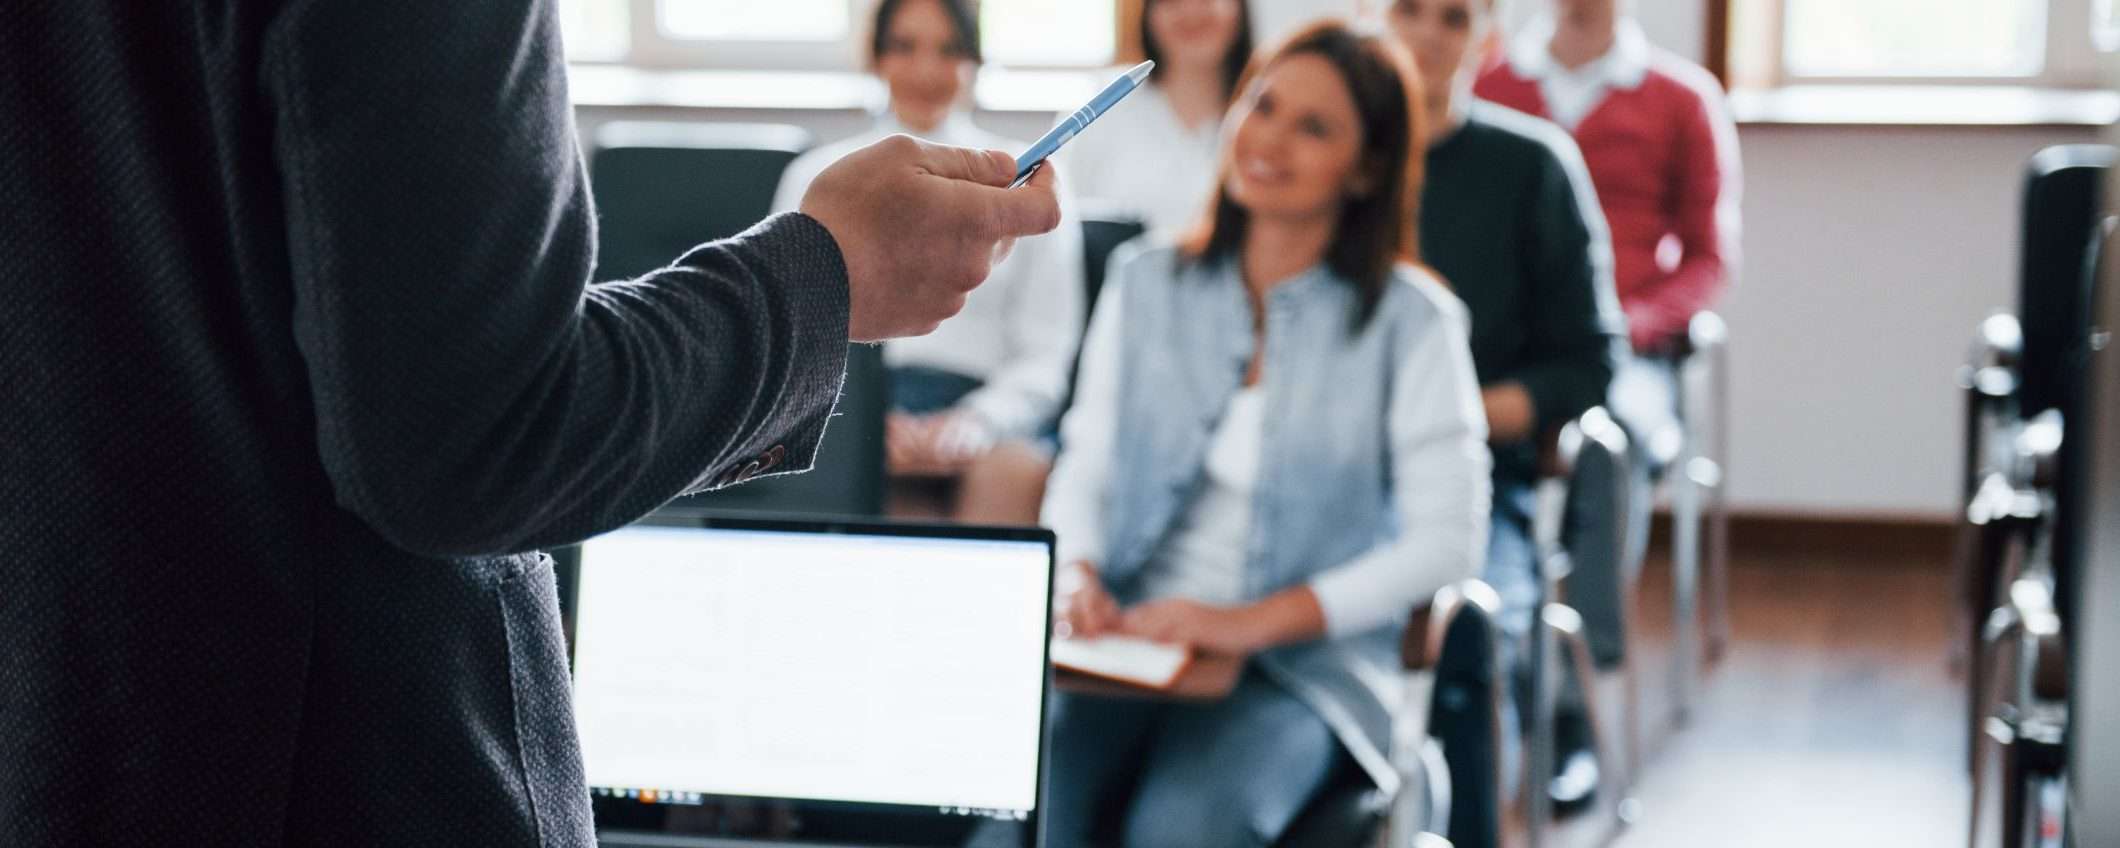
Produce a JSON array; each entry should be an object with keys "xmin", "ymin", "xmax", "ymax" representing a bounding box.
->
[
  {"xmin": 1475, "ymin": 4, "xmax": 1740, "ymax": 813},
  {"xmin": 1476, "ymin": 0, "xmax": 1739, "ymax": 590},
  {"xmin": 1475, "ymin": 0, "xmax": 1741, "ymax": 355}
]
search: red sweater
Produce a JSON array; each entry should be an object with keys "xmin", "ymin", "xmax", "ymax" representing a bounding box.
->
[{"xmin": 1476, "ymin": 48, "xmax": 1740, "ymax": 351}]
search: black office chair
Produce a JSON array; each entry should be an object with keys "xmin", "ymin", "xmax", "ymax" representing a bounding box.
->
[
  {"xmin": 1960, "ymin": 146, "xmax": 2111, "ymax": 732},
  {"xmin": 587, "ymin": 121, "xmax": 814, "ymax": 280},
  {"xmin": 1059, "ymin": 216, "xmax": 1148, "ymax": 418},
  {"xmin": 1524, "ymin": 409, "xmax": 1639, "ymax": 843},
  {"xmin": 1960, "ymin": 144, "xmax": 2112, "ymax": 848},
  {"xmin": 1080, "ymin": 216, "xmax": 1148, "ymax": 317},
  {"xmin": 1423, "ymin": 582, "xmax": 1510, "ymax": 848},
  {"xmin": 1273, "ymin": 581, "xmax": 1502, "ymax": 848},
  {"xmin": 2009, "ymin": 145, "xmax": 2112, "ymax": 637}
]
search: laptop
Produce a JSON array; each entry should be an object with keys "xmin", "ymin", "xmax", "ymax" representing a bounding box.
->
[{"xmin": 566, "ymin": 511, "xmax": 1056, "ymax": 848}]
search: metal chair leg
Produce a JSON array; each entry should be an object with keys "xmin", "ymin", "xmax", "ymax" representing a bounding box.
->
[
  {"xmin": 1669, "ymin": 444, "xmax": 1701, "ymax": 727},
  {"xmin": 1700, "ymin": 323, "xmax": 1732, "ymax": 661}
]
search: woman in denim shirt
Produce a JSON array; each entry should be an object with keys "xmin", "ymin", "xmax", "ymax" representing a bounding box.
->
[{"xmin": 1040, "ymin": 21, "xmax": 1490, "ymax": 847}]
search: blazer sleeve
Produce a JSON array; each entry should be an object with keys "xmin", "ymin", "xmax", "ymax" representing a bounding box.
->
[{"xmin": 262, "ymin": 0, "xmax": 850, "ymax": 557}]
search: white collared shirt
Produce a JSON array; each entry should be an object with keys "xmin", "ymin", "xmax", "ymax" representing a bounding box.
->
[
  {"xmin": 772, "ymin": 113, "xmax": 1086, "ymax": 438},
  {"xmin": 1507, "ymin": 16, "xmax": 1653, "ymax": 131},
  {"xmin": 1054, "ymin": 82, "xmax": 1223, "ymax": 237}
]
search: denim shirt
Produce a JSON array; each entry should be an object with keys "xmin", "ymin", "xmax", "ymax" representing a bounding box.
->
[{"xmin": 1044, "ymin": 241, "xmax": 1491, "ymax": 791}]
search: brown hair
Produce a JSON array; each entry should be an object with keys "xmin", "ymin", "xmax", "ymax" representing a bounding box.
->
[
  {"xmin": 1139, "ymin": 0, "xmax": 1256, "ymax": 103},
  {"xmin": 866, "ymin": 0, "xmax": 983, "ymax": 68},
  {"xmin": 1181, "ymin": 19, "xmax": 1426, "ymax": 329}
]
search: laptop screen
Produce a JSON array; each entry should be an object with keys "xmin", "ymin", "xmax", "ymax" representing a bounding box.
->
[{"xmin": 569, "ymin": 514, "xmax": 1054, "ymax": 847}]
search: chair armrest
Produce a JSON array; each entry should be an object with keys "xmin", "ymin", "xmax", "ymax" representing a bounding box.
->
[
  {"xmin": 1402, "ymin": 580, "xmax": 1504, "ymax": 672},
  {"xmin": 1961, "ymin": 312, "xmax": 2024, "ymax": 400},
  {"xmin": 1534, "ymin": 407, "xmax": 1631, "ymax": 485},
  {"xmin": 1685, "ymin": 310, "xmax": 1728, "ymax": 357},
  {"xmin": 1639, "ymin": 310, "xmax": 1729, "ymax": 361}
]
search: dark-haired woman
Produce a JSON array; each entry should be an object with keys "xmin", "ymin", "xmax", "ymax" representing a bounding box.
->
[
  {"xmin": 773, "ymin": 0, "xmax": 1083, "ymax": 518},
  {"xmin": 1060, "ymin": 0, "xmax": 1254, "ymax": 236},
  {"xmin": 1039, "ymin": 21, "xmax": 1489, "ymax": 847}
]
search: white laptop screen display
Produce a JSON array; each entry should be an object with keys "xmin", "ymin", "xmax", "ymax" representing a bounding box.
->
[{"xmin": 572, "ymin": 524, "xmax": 1052, "ymax": 816}]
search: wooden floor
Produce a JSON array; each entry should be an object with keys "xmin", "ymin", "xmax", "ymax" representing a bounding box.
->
[{"xmin": 1554, "ymin": 535, "xmax": 1968, "ymax": 848}]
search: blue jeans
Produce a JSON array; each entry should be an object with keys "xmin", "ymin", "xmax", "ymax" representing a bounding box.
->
[
  {"xmin": 1476, "ymin": 481, "xmax": 1539, "ymax": 801},
  {"xmin": 1608, "ymin": 354, "xmax": 1680, "ymax": 571},
  {"xmin": 1043, "ymin": 672, "xmax": 1346, "ymax": 848}
]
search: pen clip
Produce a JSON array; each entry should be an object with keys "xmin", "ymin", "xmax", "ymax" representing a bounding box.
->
[{"xmin": 1009, "ymin": 159, "xmax": 1044, "ymax": 189}]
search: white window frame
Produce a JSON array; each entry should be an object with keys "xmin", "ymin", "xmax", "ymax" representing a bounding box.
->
[
  {"xmin": 1732, "ymin": 0, "xmax": 2105, "ymax": 90},
  {"xmin": 575, "ymin": 0, "xmax": 1118, "ymax": 72}
]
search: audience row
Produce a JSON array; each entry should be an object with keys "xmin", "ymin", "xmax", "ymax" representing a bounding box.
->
[{"xmin": 767, "ymin": 0, "xmax": 1739, "ymax": 843}]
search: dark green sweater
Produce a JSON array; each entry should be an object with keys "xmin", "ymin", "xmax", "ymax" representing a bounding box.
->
[{"xmin": 1421, "ymin": 102, "xmax": 1628, "ymax": 483}]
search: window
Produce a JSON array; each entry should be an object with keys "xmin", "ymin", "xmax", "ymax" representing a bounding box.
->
[
  {"xmin": 558, "ymin": 0, "xmax": 629, "ymax": 62},
  {"xmin": 2098, "ymin": 0, "xmax": 2120, "ymax": 52},
  {"xmin": 1782, "ymin": 0, "xmax": 2044, "ymax": 78},
  {"xmin": 1727, "ymin": 0, "xmax": 2105, "ymax": 89},
  {"xmin": 558, "ymin": 0, "xmax": 1118, "ymax": 70},
  {"xmin": 660, "ymin": 0, "xmax": 850, "ymax": 42}
]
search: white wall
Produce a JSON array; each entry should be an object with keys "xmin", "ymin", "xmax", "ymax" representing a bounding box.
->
[
  {"xmin": 576, "ymin": 0, "xmax": 2104, "ymax": 519},
  {"xmin": 1727, "ymin": 123, "xmax": 2099, "ymax": 517}
]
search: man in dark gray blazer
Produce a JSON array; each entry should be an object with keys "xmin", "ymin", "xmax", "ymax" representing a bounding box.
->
[{"xmin": 0, "ymin": 0, "xmax": 1060, "ymax": 844}]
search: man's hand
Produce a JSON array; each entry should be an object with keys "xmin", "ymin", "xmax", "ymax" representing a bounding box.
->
[{"xmin": 799, "ymin": 135, "xmax": 1062, "ymax": 342}]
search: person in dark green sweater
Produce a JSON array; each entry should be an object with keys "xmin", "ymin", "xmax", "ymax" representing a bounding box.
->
[{"xmin": 1380, "ymin": 0, "xmax": 1628, "ymax": 823}]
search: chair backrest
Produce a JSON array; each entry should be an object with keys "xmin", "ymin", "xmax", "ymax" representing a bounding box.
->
[
  {"xmin": 1424, "ymin": 581, "xmax": 1507, "ymax": 848},
  {"xmin": 1059, "ymin": 216, "xmax": 1148, "ymax": 420},
  {"xmin": 2017, "ymin": 145, "xmax": 2114, "ymax": 625},
  {"xmin": 1080, "ymin": 216, "xmax": 1148, "ymax": 318},
  {"xmin": 1556, "ymin": 408, "xmax": 1634, "ymax": 670},
  {"xmin": 2019, "ymin": 146, "xmax": 2114, "ymax": 416},
  {"xmin": 676, "ymin": 342, "xmax": 889, "ymax": 518},
  {"xmin": 588, "ymin": 121, "xmax": 814, "ymax": 280}
]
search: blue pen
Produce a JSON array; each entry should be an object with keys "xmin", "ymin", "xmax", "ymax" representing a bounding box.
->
[{"xmin": 1012, "ymin": 60, "xmax": 1155, "ymax": 188}]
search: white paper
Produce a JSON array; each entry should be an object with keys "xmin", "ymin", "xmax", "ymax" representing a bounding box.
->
[{"xmin": 1049, "ymin": 635, "xmax": 1189, "ymax": 689}]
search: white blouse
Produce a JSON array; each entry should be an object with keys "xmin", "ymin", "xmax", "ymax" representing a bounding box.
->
[
  {"xmin": 1133, "ymin": 385, "xmax": 1264, "ymax": 606},
  {"xmin": 1056, "ymin": 82, "xmax": 1223, "ymax": 238},
  {"xmin": 771, "ymin": 114, "xmax": 1085, "ymax": 438}
]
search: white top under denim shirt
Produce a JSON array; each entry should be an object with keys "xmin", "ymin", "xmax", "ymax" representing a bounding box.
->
[
  {"xmin": 1042, "ymin": 239, "xmax": 1491, "ymax": 791},
  {"xmin": 1054, "ymin": 83, "xmax": 1222, "ymax": 237},
  {"xmin": 1136, "ymin": 385, "xmax": 1263, "ymax": 606},
  {"xmin": 772, "ymin": 114, "xmax": 1085, "ymax": 438}
]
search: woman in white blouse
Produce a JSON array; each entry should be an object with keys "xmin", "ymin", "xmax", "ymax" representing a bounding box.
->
[
  {"xmin": 1060, "ymin": 0, "xmax": 1255, "ymax": 236},
  {"xmin": 772, "ymin": 0, "xmax": 1083, "ymax": 521}
]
